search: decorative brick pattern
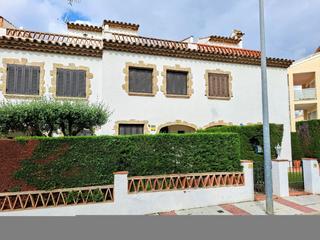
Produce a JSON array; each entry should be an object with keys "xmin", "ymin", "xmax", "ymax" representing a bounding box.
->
[
  {"xmin": 0, "ymin": 185, "xmax": 114, "ymax": 212},
  {"xmin": 220, "ymin": 204, "xmax": 251, "ymax": 215},
  {"xmin": 128, "ymin": 172, "xmax": 245, "ymax": 193}
]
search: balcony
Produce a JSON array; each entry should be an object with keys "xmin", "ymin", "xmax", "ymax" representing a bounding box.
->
[{"xmin": 294, "ymin": 88, "xmax": 316, "ymax": 101}]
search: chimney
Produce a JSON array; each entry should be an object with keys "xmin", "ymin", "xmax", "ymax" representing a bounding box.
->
[{"xmin": 231, "ymin": 29, "xmax": 245, "ymax": 40}]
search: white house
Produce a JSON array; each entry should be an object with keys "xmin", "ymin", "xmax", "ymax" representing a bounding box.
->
[{"xmin": 0, "ymin": 17, "xmax": 293, "ymax": 160}]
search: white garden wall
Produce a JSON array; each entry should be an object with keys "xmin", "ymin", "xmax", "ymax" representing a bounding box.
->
[{"xmin": 0, "ymin": 161, "xmax": 254, "ymax": 216}]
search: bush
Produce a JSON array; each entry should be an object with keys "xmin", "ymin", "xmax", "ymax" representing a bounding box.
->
[
  {"xmin": 296, "ymin": 120, "xmax": 320, "ymax": 158},
  {"xmin": 0, "ymin": 100, "xmax": 110, "ymax": 137},
  {"xmin": 15, "ymin": 133, "xmax": 241, "ymax": 190},
  {"xmin": 291, "ymin": 132, "xmax": 303, "ymax": 160},
  {"xmin": 198, "ymin": 124, "xmax": 284, "ymax": 165}
]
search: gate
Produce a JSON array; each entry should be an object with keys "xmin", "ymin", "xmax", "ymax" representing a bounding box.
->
[
  {"xmin": 288, "ymin": 164, "xmax": 304, "ymax": 192},
  {"xmin": 254, "ymin": 163, "xmax": 265, "ymax": 193}
]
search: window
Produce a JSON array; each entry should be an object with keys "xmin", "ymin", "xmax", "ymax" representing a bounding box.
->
[
  {"xmin": 207, "ymin": 72, "xmax": 230, "ymax": 99},
  {"xmin": 56, "ymin": 68, "xmax": 86, "ymax": 98},
  {"xmin": 166, "ymin": 70, "xmax": 188, "ymax": 95},
  {"xmin": 6, "ymin": 64, "xmax": 40, "ymax": 95},
  {"xmin": 129, "ymin": 67, "xmax": 153, "ymax": 94},
  {"xmin": 118, "ymin": 124, "xmax": 145, "ymax": 135}
]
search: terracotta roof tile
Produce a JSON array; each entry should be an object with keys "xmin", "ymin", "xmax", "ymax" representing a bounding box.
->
[
  {"xmin": 6, "ymin": 28, "xmax": 103, "ymax": 49},
  {"xmin": 105, "ymin": 33, "xmax": 293, "ymax": 68},
  {"xmin": 103, "ymin": 20, "xmax": 139, "ymax": 31},
  {"xmin": 67, "ymin": 22, "xmax": 103, "ymax": 32},
  {"xmin": 113, "ymin": 33, "xmax": 188, "ymax": 49}
]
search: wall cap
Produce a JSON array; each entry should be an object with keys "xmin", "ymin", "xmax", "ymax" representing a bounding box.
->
[
  {"xmin": 302, "ymin": 158, "xmax": 318, "ymax": 161},
  {"xmin": 272, "ymin": 159, "xmax": 289, "ymax": 162},
  {"xmin": 113, "ymin": 171, "xmax": 129, "ymax": 175},
  {"xmin": 240, "ymin": 160, "xmax": 253, "ymax": 163}
]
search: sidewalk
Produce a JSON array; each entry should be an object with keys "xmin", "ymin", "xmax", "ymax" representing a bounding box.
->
[{"xmin": 154, "ymin": 195, "xmax": 320, "ymax": 215}]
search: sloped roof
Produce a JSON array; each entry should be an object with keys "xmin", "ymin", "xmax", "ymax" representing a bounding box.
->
[{"xmin": 0, "ymin": 28, "xmax": 293, "ymax": 67}]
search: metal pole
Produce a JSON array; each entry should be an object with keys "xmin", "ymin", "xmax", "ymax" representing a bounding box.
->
[{"xmin": 259, "ymin": 0, "xmax": 274, "ymax": 215}]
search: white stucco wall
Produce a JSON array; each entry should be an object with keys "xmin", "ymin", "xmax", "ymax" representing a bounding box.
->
[
  {"xmin": 0, "ymin": 49, "xmax": 103, "ymax": 102},
  {"xmin": 101, "ymin": 50, "xmax": 292, "ymax": 161},
  {"xmin": 0, "ymin": 48, "xmax": 292, "ymax": 160}
]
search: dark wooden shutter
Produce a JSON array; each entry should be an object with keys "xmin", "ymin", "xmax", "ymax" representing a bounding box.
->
[
  {"xmin": 56, "ymin": 69, "xmax": 86, "ymax": 97},
  {"xmin": 166, "ymin": 70, "xmax": 188, "ymax": 95},
  {"xmin": 56, "ymin": 69, "xmax": 64, "ymax": 97},
  {"xmin": 208, "ymin": 73, "xmax": 229, "ymax": 98},
  {"xmin": 128, "ymin": 67, "xmax": 153, "ymax": 93},
  {"xmin": 6, "ymin": 65, "xmax": 15, "ymax": 94},
  {"xmin": 119, "ymin": 124, "xmax": 144, "ymax": 135},
  {"xmin": 77, "ymin": 70, "xmax": 86, "ymax": 97},
  {"xmin": 6, "ymin": 64, "xmax": 39, "ymax": 95}
]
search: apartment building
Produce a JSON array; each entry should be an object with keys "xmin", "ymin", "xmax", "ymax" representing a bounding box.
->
[{"xmin": 0, "ymin": 16, "xmax": 293, "ymax": 160}]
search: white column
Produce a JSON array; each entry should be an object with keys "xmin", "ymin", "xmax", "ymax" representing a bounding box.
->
[
  {"xmin": 272, "ymin": 160, "xmax": 289, "ymax": 197},
  {"xmin": 302, "ymin": 158, "xmax": 320, "ymax": 194},
  {"xmin": 241, "ymin": 160, "xmax": 254, "ymax": 201},
  {"xmin": 113, "ymin": 171, "xmax": 129, "ymax": 205}
]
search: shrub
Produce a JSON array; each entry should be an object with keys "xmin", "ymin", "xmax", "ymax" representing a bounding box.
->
[
  {"xmin": 198, "ymin": 124, "xmax": 284, "ymax": 164},
  {"xmin": 0, "ymin": 100, "xmax": 110, "ymax": 137},
  {"xmin": 15, "ymin": 133, "xmax": 241, "ymax": 190},
  {"xmin": 291, "ymin": 132, "xmax": 303, "ymax": 160},
  {"xmin": 296, "ymin": 120, "xmax": 320, "ymax": 158}
]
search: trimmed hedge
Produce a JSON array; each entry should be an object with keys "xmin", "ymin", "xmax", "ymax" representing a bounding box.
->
[
  {"xmin": 15, "ymin": 133, "xmax": 241, "ymax": 190},
  {"xmin": 296, "ymin": 120, "xmax": 320, "ymax": 158},
  {"xmin": 198, "ymin": 124, "xmax": 284, "ymax": 164},
  {"xmin": 291, "ymin": 132, "xmax": 304, "ymax": 160}
]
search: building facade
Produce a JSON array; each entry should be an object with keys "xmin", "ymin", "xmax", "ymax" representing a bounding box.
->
[
  {"xmin": 0, "ymin": 17, "xmax": 293, "ymax": 160},
  {"xmin": 288, "ymin": 49, "xmax": 320, "ymax": 132}
]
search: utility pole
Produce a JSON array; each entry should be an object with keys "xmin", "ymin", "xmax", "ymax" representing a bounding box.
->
[{"xmin": 259, "ymin": 0, "xmax": 274, "ymax": 215}]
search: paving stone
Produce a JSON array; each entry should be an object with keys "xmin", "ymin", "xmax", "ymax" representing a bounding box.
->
[
  {"xmin": 283, "ymin": 195, "xmax": 320, "ymax": 206},
  {"xmin": 176, "ymin": 205, "xmax": 232, "ymax": 215}
]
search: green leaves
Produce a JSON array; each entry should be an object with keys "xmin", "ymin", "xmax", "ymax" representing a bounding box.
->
[
  {"xmin": 198, "ymin": 124, "xmax": 284, "ymax": 163},
  {"xmin": 296, "ymin": 120, "xmax": 320, "ymax": 158},
  {"xmin": 15, "ymin": 133, "xmax": 241, "ymax": 190},
  {"xmin": 0, "ymin": 100, "xmax": 110, "ymax": 137}
]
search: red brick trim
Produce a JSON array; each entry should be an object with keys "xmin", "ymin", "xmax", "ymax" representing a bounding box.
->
[
  {"xmin": 275, "ymin": 198, "xmax": 317, "ymax": 214},
  {"xmin": 159, "ymin": 210, "xmax": 177, "ymax": 216},
  {"xmin": 113, "ymin": 171, "xmax": 129, "ymax": 175},
  {"xmin": 220, "ymin": 204, "xmax": 251, "ymax": 215}
]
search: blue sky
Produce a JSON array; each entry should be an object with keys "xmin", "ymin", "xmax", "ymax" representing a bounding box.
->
[{"xmin": 0, "ymin": 0, "xmax": 319, "ymax": 60}]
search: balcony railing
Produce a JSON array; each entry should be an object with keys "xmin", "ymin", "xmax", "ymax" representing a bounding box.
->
[{"xmin": 294, "ymin": 88, "xmax": 316, "ymax": 101}]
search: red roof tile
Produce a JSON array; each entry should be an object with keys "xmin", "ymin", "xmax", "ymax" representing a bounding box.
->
[{"xmin": 6, "ymin": 28, "xmax": 102, "ymax": 49}]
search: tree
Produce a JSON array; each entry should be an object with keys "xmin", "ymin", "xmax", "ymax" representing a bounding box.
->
[{"xmin": 0, "ymin": 100, "xmax": 110, "ymax": 137}]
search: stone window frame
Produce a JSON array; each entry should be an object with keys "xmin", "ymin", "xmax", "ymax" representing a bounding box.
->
[
  {"xmin": 204, "ymin": 69, "xmax": 233, "ymax": 100},
  {"xmin": 202, "ymin": 120, "xmax": 233, "ymax": 130},
  {"xmin": 156, "ymin": 120, "xmax": 197, "ymax": 133},
  {"xmin": 0, "ymin": 58, "xmax": 45, "ymax": 99},
  {"xmin": 122, "ymin": 61, "xmax": 159, "ymax": 97},
  {"xmin": 113, "ymin": 120, "xmax": 150, "ymax": 135},
  {"xmin": 161, "ymin": 65, "xmax": 193, "ymax": 98},
  {"xmin": 50, "ymin": 63, "xmax": 93, "ymax": 100}
]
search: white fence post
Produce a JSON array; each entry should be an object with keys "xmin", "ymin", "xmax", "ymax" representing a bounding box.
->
[
  {"xmin": 113, "ymin": 171, "xmax": 129, "ymax": 206},
  {"xmin": 302, "ymin": 158, "xmax": 320, "ymax": 194},
  {"xmin": 272, "ymin": 160, "xmax": 289, "ymax": 197},
  {"xmin": 241, "ymin": 160, "xmax": 254, "ymax": 201}
]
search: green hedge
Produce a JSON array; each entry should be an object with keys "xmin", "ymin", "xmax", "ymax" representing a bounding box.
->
[
  {"xmin": 296, "ymin": 120, "xmax": 320, "ymax": 158},
  {"xmin": 15, "ymin": 133, "xmax": 241, "ymax": 190},
  {"xmin": 291, "ymin": 132, "xmax": 304, "ymax": 160},
  {"xmin": 198, "ymin": 124, "xmax": 283, "ymax": 165}
]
